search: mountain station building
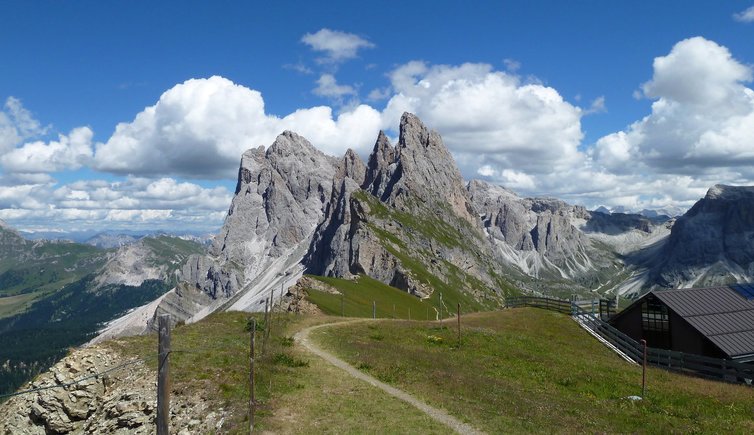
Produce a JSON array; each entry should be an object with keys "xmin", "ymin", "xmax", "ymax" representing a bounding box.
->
[{"xmin": 609, "ymin": 284, "xmax": 754, "ymax": 363}]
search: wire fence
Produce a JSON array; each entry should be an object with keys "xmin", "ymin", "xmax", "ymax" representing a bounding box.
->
[
  {"xmin": 507, "ymin": 296, "xmax": 754, "ymax": 386},
  {"xmin": 0, "ymin": 357, "xmax": 145, "ymax": 400}
]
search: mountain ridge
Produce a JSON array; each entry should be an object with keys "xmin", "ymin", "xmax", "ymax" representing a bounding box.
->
[{"xmin": 93, "ymin": 114, "xmax": 754, "ymax": 344}]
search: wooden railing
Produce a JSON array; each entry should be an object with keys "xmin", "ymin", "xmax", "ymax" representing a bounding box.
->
[{"xmin": 507, "ymin": 296, "xmax": 754, "ymax": 386}]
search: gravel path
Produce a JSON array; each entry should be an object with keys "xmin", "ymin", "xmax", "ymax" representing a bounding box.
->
[{"xmin": 294, "ymin": 320, "xmax": 486, "ymax": 435}]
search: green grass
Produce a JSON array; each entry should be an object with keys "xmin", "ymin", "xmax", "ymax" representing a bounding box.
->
[
  {"xmin": 305, "ymin": 275, "xmax": 442, "ymax": 319},
  {"xmin": 106, "ymin": 312, "xmax": 449, "ymax": 433},
  {"xmin": 0, "ymin": 241, "xmax": 108, "ymax": 318},
  {"xmin": 351, "ymin": 189, "xmax": 510, "ymax": 309},
  {"xmin": 353, "ymin": 189, "xmax": 480, "ymax": 250},
  {"xmin": 0, "ymin": 292, "xmax": 40, "ymax": 318},
  {"xmin": 312, "ymin": 308, "xmax": 754, "ymax": 434},
  {"xmin": 0, "ymin": 242, "xmax": 106, "ymax": 297}
]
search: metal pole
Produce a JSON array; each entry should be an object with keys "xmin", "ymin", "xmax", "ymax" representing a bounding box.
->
[
  {"xmin": 373, "ymin": 301, "xmax": 376, "ymax": 319},
  {"xmin": 249, "ymin": 318, "xmax": 256, "ymax": 433},
  {"xmin": 157, "ymin": 314, "xmax": 171, "ymax": 435},
  {"xmin": 641, "ymin": 339, "xmax": 647, "ymax": 398}
]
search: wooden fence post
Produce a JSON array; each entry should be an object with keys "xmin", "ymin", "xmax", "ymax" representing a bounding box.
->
[
  {"xmin": 641, "ymin": 339, "xmax": 647, "ymax": 398},
  {"xmin": 373, "ymin": 301, "xmax": 376, "ymax": 319},
  {"xmin": 263, "ymin": 298, "xmax": 270, "ymax": 354},
  {"xmin": 268, "ymin": 288, "xmax": 275, "ymax": 332},
  {"xmin": 157, "ymin": 314, "xmax": 171, "ymax": 435},
  {"xmin": 249, "ymin": 318, "xmax": 256, "ymax": 433},
  {"xmin": 439, "ymin": 292, "xmax": 443, "ymax": 326},
  {"xmin": 457, "ymin": 303, "xmax": 461, "ymax": 347}
]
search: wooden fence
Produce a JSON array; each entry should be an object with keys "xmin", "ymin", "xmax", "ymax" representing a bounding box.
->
[{"xmin": 507, "ymin": 296, "xmax": 754, "ymax": 386}]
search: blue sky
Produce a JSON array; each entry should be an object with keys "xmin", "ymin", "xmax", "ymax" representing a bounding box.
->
[{"xmin": 1, "ymin": 1, "xmax": 754, "ymax": 233}]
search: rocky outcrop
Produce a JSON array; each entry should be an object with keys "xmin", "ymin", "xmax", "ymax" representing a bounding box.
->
[
  {"xmin": 365, "ymin": 114, "xmax": 478, "ymax": 226},
  {"xmin": 94, "ymin": 131, "xmax": 338, "ymax": 339},
  {"xmin": 94, "ymin": 243, "xmax": 168, "ymax": 288},
  {"xmin": 306, "ymin": 113, "xmax": 501, "ymax": 302},
  {"xmin": 647, "ymin": 184, "xmax": 754, "ymax": 288},
  {"xmin": 0, "ymin": 346, "xmax": 227, "ymax": 434},
  {"xmin": 184, "ymin": 130, "xmax": 338, "ymax": 311},
  {"xmin": 468, "ymin": 180, "xmax": 600, "ymax": 279}
]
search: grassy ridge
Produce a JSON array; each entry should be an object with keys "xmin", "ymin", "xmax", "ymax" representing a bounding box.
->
[
  {"xmin": 305, "ymin": 275, "xmax": 439, "ymax": 320},
  {"xmin": 108, "ymin": 312, "xmax": 449, "ymax": 433},
  {"xmin": 312, "ymin": 308, "xmax": 754, "ymax": 434}
]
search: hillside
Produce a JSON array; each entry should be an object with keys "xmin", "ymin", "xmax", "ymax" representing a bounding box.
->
[
  {"xmin": 617, "ymin": 185, "xmax": 754, "ymax": 294},
  {"xmin": 3, "ymin": 306, "xmax": 751, "ymax": 433},
  {"xmin": 0, "ymin": 232, "xmax": 205, "ymax": 396}
]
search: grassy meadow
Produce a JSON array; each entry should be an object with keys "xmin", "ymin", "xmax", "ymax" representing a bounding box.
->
[
  {"xmin": 103, "ymin": 282, "xmax": 754, "ymax": 434},
  {"xmin": 312, "ymin": 308, "xmax": 754, "ymax": 434}
]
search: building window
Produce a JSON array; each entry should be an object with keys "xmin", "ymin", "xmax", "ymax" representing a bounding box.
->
[{"xmin": 641, "ymin": 297, "xmax": 671, "ymax": 347}]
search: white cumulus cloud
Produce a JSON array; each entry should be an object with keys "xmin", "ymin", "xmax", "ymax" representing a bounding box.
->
[
  {"xmin": 0, "ymin": 97, "xmax": 48, "ymax": 152},
  {"xmin": 1, "ymin": 126, "xmax": 93, "ymax": 173},
  {"xmin": 596, "ymin": 37, "xmax": 754, "ymax": 173},
  {"xmin": 93, "ymin": 76, "xmax": 383, "ymax": 178},
  {"xmin": 381, "ymin": 61, "xmax": 584, "ymax": 174},
  {"xmin": 0, "ymin": 177, "xmax": 233, "ymax": 232},
  {"xmin": 734, "ymin": 5, "xmax": 754, "ymax": 22},
  {"xmin": 313, "ymin": 74, "xmax": 357, "ymax": 99},
  {"xmin": 301, "ymin": 28, "xmax": 374, "ymax": 63}
]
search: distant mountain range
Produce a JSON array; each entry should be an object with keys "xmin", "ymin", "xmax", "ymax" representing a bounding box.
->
[
  {"xmin": 593, "ymin": 205, "xmax": 684, "ymax": 218},
  {"xmin": 94, "ymin": 113, "xmax": 754, "ymax": 343},
  {"xmin": 18, "ymin": 228, "xmax": 215, "ymax": 247}
]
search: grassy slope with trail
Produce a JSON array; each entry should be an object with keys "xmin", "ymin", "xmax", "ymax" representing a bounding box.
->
[
  {"xmin": 312, "ymin": 308, "xmax": 754, "ymax": 434},
  {"xmin": 98, "ymin": 294, "xmax": 753, "ymax": 433},
  {"xmin": 108, "ymin": 312, "xmax": 449, "ymax": 433}
]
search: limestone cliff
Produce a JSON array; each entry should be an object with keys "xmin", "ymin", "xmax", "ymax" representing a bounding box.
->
[
  {"xmin": 305, "ymin": 113, "xmax": 507, "ymax": 307},
  {"xmin": 639, "ymin": 184, "xmax": 754, "ymax": 290}
]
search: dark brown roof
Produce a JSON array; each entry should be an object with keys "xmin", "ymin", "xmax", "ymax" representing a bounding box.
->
[{"xmin": 653, "ymin": 285, "xmax": 754, "ymax": 359}]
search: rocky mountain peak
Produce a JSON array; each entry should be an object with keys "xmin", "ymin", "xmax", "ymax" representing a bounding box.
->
[
  {"xmin": 704, "ymin": 184, "xmax": 754, "ymax": 201},
  {"xmin": 363, "ymin": 130, "xmax": 396, "ymax": 196},
  {"xmin": 641, "ymin": 183, "xmax": 754, "ymax": 289},
  {"xmin": 397, "ymin": 112, "xmax": 431, "ymax": 150},
  {"xmin": 338, "ymin": 148, "xmax": 366, "ymax": 185},
  {"xmin": 267, "ymin": 130, "xmax": 322, "ymax": 160},
  {"xmin": 379, "ymin": 112, "xmax": 479, "ymax": 225}
]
